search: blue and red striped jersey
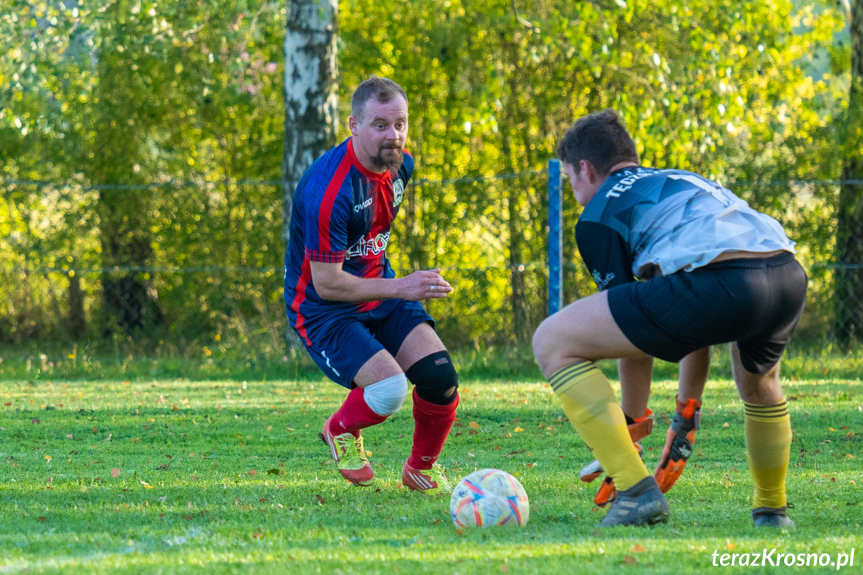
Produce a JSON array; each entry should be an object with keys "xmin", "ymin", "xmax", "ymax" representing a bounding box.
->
[{"xmin": 284, "ymin": 137, "xmax": 413, "ymax": 343}]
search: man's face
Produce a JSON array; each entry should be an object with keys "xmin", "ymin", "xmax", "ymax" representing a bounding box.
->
[
  {"xmin": 563, "ymin": 161, "xmax": 598, "ymax": 207},
  {"xmin": 349, "ymin": 95, "xmax": 408, "ymax": 173}
]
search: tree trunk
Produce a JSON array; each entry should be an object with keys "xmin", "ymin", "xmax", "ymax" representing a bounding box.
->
[
  {"xmin": 283, "ymin": 0, "xmax": 338, "ymax": 345},
  {"xmin": 836, "ymin": 0, "xmax": 863, "ymax": 346},
  {"xmin": 68, "ymin": 271, "xmax": 86, "ymax": 338},
  {"xmin": 283, "ymin": 0, "xmax": 338, "ymax": 244}
]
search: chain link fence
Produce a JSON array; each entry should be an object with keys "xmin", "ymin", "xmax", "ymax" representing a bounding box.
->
[{"xmin": 0, "ymin": 174, "xmax": 861, "ymax": 365}]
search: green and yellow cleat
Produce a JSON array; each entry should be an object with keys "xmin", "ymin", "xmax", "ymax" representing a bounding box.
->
[
  {"xmin": 402, "ymin": 462, "xmax": 452, "ymax": 496},
  {"xmin": 320, "ymin": 415, "xmax": 375, "ymax": 487}
]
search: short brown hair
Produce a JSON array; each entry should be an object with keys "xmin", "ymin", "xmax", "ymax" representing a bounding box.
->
[
  {"xmin": 351, "ymin": 76, "xmax": 408, "ymax": 120},
  {"xmin": 557, "ymin": 109, "xmax": 639, "ymax": 176}
]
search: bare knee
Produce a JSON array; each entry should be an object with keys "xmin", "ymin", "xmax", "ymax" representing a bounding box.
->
[
  {"xmin": 533, "ymin": 320, "xmax": 574, "ymax": 378},
  {"xmin": 732, "ymin": 346, "xmax": 784, "ymax": 404}
]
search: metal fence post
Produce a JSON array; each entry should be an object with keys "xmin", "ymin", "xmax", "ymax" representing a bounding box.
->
[{"xmin": 548, "ymin": 159, "xmax": 563, "ymax": 315}]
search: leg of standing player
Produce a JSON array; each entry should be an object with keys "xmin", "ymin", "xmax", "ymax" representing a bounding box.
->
[
  {"xmin": 395, "ymin": 322, "xmax": 459, "ymax": 495},
  {"xmin": 731, "ymin": 344, "xmax": 794, "ymax": 528}
]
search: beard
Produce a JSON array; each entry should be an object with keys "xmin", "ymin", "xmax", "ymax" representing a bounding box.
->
[{"xmin": 370, "ymin": 146, "xmax": 404, "ymax": 172}]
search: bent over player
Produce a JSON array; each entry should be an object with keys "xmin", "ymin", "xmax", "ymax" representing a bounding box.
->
[
  {"xmin": 533, "ymin": 109, "xmax": 806, "ymax": 527},
  {"xmin": 284, "ymin": 76, "xmax": 458, "ymax": 494}
]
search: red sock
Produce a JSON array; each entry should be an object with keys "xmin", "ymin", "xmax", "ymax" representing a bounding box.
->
[
  {"xmin": 407, "ymin": 388, "xmax": 459, "ymax": 470},
  {"xmin": 329, "ymin": 387, "xmax": 387, "ymax": 437}
]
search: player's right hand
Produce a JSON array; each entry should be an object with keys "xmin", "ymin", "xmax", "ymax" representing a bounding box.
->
[
  {"xmin": 654, "ymin": 399, "xmax": 701, "ymax": 493},
  {"xmin": 400, "ymin": 268, "xmax": 453, "ymax": 301}
]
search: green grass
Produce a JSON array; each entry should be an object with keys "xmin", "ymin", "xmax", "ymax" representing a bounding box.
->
[
  {"xmin": 3, "ymin": 343, "xmax": 863, "ymax": 382},
  {"xmin": 1, "ymin": 374, "xmax": 861, "ymax": 574}
]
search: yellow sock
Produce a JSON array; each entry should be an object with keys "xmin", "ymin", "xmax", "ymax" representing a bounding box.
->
[
  {"xmin": 744, "ymin": 400, "xmax": 791, "ymax": 509},
  {"xmin": 550, "ymin": 362, "xmax": 649, "ymax": 491}
]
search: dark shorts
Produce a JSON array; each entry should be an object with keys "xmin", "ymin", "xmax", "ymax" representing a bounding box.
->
[
  {"xmin": 607, "ymin": 252, "xmax": 807, "ymax": 374},
  {"xmin": 294, "ymin": 299, "xmax": 434, "ymax": 388}
]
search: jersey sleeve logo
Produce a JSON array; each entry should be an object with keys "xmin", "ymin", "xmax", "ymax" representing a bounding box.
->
[
  {"xmin": 393, "ymin": 179, "xmax": 404, "ymax": 207},
  {"xmin": 592, "ymin": 270, "xmax": 615, "ymax": 291}
]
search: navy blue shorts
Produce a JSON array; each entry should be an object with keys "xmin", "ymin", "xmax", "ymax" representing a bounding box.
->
[
  {"xmin": 293, "ymin": 299, "xmax": 434, "ymax": 388},
  {"xmin": 607, "ymin": 252, "xmax": 807, "ymax": 374}
]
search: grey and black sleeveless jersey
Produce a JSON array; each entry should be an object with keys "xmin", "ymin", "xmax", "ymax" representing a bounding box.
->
[{"xmin": 576, "ymin": 167, "xmax": 795, "ymax": 291}]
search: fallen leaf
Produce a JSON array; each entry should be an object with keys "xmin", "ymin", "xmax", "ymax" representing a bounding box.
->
[
  {"xmin": 111, "ymin": 468, "xmax": 121, "ymax": 478},
  {"xmin": 32, "ymin": 419, "xmax": 40, "ymax": 424},
  {"xmin": 468, "ymin": 422, "xmax": 480, "ymax": 429},
  {"xmin": 248, "ymin": 470, "xmax": 257, "ymax": 476},
  {"xmin": 633, "ymin": 544, "xmax": 645, "ymax": 552},
  {"xmin": 37, "ymin": 517, "xmax": 47, "ymax": 522},
  {"xmin": 722, "ymin": 422, "xmax": 730, "ymax": 428},
  {"xmin": 172, "ymin": 404, "xmax": 179, "ymax": 412},
  {"xmin": 623, "ymin": 555, "xmax": 637, "ymax": 565},
  {"xmin": 514, "ymin": 427, "xmax": 525, "ymax": 432},
  {"xmin": 315, "ymin": 494, "xmax": 325, "ymax": 504}
]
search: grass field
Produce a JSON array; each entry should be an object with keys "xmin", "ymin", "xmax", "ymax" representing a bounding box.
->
[{"xmin": 1, "ymin": 369, "xmax": 861, "ymax": 574}]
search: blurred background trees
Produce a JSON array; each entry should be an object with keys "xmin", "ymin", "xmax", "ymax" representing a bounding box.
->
[{"xmin": 0, "ymin": 0, "xmax": 857, "ymax": 359}]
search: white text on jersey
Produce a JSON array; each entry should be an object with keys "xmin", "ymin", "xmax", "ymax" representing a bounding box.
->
[
  {"xmin": 354, "ymin": 198, "xmax": 373, "ymax": 213},
  {"xmin": 346, "ymin": 232, "xmax": 389, "ymax": 260},
  {"xmin": 606, "ymin": 170, "xmax": 652, "ymax": 198}
]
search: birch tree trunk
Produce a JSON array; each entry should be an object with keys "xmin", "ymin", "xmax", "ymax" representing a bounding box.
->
[{"xmin": 283, "ymin": 0, "xmax": 338, "ymax": 244}]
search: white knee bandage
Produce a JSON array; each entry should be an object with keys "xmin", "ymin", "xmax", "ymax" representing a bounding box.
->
[{"xmin": 363, "ymin": 373, "xmax": 408, "ymax": 416}]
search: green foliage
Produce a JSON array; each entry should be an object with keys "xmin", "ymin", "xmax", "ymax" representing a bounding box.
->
[
  {"xmin": 0, "ymin": 0, "xmax": 857, "ymax": 353},
  {"xmin": 0, "ymin": 376, "xmax": 860, "ymax": 573}
]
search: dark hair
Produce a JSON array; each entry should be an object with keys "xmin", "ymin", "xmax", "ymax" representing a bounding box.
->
[
  {"xmin": 556, "ymin": 109, "xmax": 639, "ymax": 176},
  {"xmin": 351, "ymin": 76, "xmax": 408, "ymax": 120}
]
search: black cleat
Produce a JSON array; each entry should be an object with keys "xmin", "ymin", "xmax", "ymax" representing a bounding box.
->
[
  {"xmin": 753, "ymin": 506, "xmax": 795, "ymax": 528},
  {"xmin": 599, "ymin": 476, "xmax": 670, "ymax": 527}
]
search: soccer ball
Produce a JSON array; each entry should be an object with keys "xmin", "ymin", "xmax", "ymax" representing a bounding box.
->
[{"xmin": 449, "ymin": 468, "xmax": 529, "ymax": 528}]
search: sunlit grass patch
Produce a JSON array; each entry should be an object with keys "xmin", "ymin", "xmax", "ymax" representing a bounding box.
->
[{"xmin": 1, "ymin": 374, "xmax": 860, "ymax": 574}]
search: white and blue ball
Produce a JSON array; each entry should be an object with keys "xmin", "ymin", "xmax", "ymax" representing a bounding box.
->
[{"xmin": 449, "ymin": 468, "xmax": 529, "ymax": 528}]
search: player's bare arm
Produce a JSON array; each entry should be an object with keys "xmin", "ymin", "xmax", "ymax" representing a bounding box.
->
[{"xmin": 310, "ymin": 261, "xmax": 452, "ymax": 302}]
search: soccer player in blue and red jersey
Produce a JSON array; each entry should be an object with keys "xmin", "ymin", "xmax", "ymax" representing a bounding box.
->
[
  {"xmin": 533, "ymin": 109, "xmax": 806, "ymax": 528},
  {"xmin": 284, "ymin": 76, "xmax": 458, "ymax": 495}
]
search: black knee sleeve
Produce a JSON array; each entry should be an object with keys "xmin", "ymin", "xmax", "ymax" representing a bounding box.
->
[{"xmin": 406, "ymin": 350, "xmax": 459, "ymax": 405}]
